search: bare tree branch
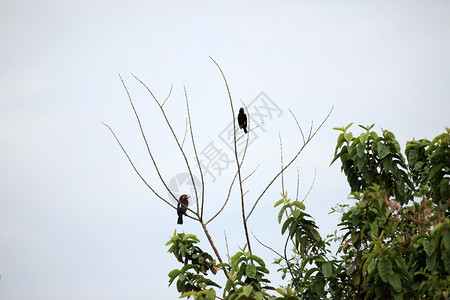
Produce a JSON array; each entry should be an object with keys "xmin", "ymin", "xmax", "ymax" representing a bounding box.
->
[
  {"xmin": 288, "ymin": 109, "xmax": 305, "ymax": 145},
  {"xmin": 181, "ymin": 118, "xmax": 188, "ymax": 149},
  {"xmin": 117, "ymin": 75, "xmax": 189, "ymax": 212},
  {"xmin": 101, "ymin": 122, "xmax": 176, "ymax": 209},
  {"xmin": 161, "ymin": 83, "xmax": 174, "ymax": 107},
  {"xmin": 183, "ymin": 86, "xmax": 206, "ymax": 219},
  {"xmin": 242, "ymin": 164, "xmax": 260, "ymax": 183},
  {"xmin": 224, "ymin": 231, "xmax": 231, "ymax": 259},
  {"xmin": 246, "ymin": 106, "xmax": 334, "ymax": 221},
  {"xmin": 132, "ymin": 74, "xmax": 201, "ymax": 214},
  {"xmin": 302, "ymin": 168, "xmax": 317, "ymax": 203},
  {"xmin": 279, "ymin": 133, "xmax": 285, "ymax": 194},
  {"xmin": 296, "ymin": 167, "xmax": 300, "ymax": 203},
  {"xmin": 209, "ymin": 56, "xmax": 253, "ymax": 254},
  {"xmin": 251, "ymin": 232, "xmax": 283, "ymax": 258}
]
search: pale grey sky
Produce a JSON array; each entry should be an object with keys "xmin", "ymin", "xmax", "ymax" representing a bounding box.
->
[{"xmin": 1, "ymin": 1, "xmax": 449, "ymax": 299}]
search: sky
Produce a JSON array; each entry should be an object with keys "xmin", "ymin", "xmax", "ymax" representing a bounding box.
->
[{"xmin": 1, "ymin": 1, "xmax": 449, "ymax": 299}]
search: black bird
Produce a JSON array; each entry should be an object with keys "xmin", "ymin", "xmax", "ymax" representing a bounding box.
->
[
  {"xmin": 177, "ymin": 194, "xmax": 190, "ymax": 225},
  {"xmin": 237, "ymin": 107, "xmax": 248, "ymax": 133}
]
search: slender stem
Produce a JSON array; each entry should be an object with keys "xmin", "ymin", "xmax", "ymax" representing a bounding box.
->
[
  {"xmin": 295, "ymin": 167, "xmax": 300, "ymax": 203},
  {"xmin": 252, "ymin": 232, "xmax": 283, "ymax": 258},
  {"xmin": 184, "ymin": 86, "xmax": 205, "ymax": 218},
  {"xmin": 246, "ymin": 106, "xmax": 333, "ymax": 221},
  {"xmin": 279, "ymin": 133, "xmax": 285, "ymax": 194},
  {"xmin": 210, "ymin": 56, "xmax": 252, "ymax": 254},
  {"xmin": 302, "ymin": 168, "xmax": 317, "ymax": 203}
]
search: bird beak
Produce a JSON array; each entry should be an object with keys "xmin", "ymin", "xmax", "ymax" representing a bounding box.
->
[{"xmin": 186, "ymin": 195, "xmax": 191, "ymax": 199}]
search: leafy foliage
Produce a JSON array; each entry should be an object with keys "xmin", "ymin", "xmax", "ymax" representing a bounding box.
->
[
  {"xmin": 222, "ymin": 249, "xmax": 273, "ymax": 299},
  {"xmin": 165, "ymin": 126, "xmax": 449, "ymax": 299},
  {"xmin": 166, "ymin": 231, "xmax": 220, "ymax": 298}
]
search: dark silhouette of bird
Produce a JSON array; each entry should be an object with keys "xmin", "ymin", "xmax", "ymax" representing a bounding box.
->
[
  {"xmin": 177, "ymin": 194, "xmax": 190, "ymax": 225},
  {"xmin": 238, "ymin": 107, "xmax": 248, "ymax": 133}
]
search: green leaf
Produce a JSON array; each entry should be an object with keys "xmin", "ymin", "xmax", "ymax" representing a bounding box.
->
[
  {"xmin": 389, "ymin": 273, "xmax": 402, "ymax": 292},
  {"xmin": 304, "ymin": 267, "xmax": 319, "ymax": 280},
  {"xmin": 242, "ymin": 285, "xmax": 253, "ymax": 296},
  {"xmin": 378, "ymin": 143, "xmax": 390, "ymax": 160},
  {"xmin": 351, "ymin": 232, "xmax": 359, "ymax": 243},
  {"xmin": 246, "ymin": 264, "xmax": 257, "ymax": 278},
  {"xmin": 423, "ymin": 239, "xmax": 434, "ymax": 256},
  {"xmin": 368, "ymin": 259, "xmax": 377, "ymax": 274},
  {"xmin": 292, "ymin": 210, "xmax": 302, "ymax": 219},
  {"xmin": 344, "ymin": 122, "xmax": 353, "ymax": 131},
  {"xmin": 231, "ymin": 251, "xmax": 244, "ymax": 266},
  {"xmin": 292, "ymin": 201, "xmax": 305, "ymax": 210},
  {"xmin": 356, "ymin": 143, "xmax": 365, "ymax": 158},
  {"xmin": 168, "ymin": 269, "xmax": 181, "ymax": 285},
  {"xmin": 248, "ymin": 255, "xmax": 266, "ymax": 268},
  {"xmin": 181, "ymin": 264, "xmax": 198, "ymax": 272},
  {"xmin": 322, "ymin": 262, "xmax": 332, "ymax": 278},
  {"xmin": 440, "ymin": 178, "xmax": 449, "ymax": 201},
  {"xmin": 180, "ymin": 291, "xmax": 197, "ymax": 298},
  {"xmin": 310, "ymin": 228, "xmax": 321, "ymax": 242},
  {"xmin": 278, "ymin": 205, "xmax": 287, "ymax": 223},
  {"xmin": 378, "ymin": 259, "xmax": 393, "ymax": 283},
  {"xmin": 370, "ymin": 222, "xmax": 379, "ymax": 236},
  {"xmin": 407, "ymin": 147, "xmax": 418, "ymax": 166},
  {"xmin": 444, "ymin": 229, "xmax": 450, "ymax": 250},
  {"xmin": 426, "ymin": 255, "xmax": 436, "ymax": 270},
  {"xmin": 289, "ymin": 221, "xmax": 297, "ymax": 238},
  {"xmin": 281, "ymin": 217, "xmax": 294, "ymax": 235},
  {"xmin": 346, "ymin": 263, "xmax": 356, "ymax": 276},
  {"xmin": 428, "ymin": 162, "xmax": 445, "ymax": 180},
  {"xmin": 274, "ymin": 199, "xmax": 284, "ymax": 207},
  {"xmin": 359, "ymin": 132, "xmax": 369, "ymax": 145},
  {"xmin": 345, "ymin": 132, "xmax": 353, "ymax": 143}
]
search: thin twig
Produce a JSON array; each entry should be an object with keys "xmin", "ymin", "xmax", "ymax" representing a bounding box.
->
[
  {"xmin": 251, "ymin": 232, "xmax": 283, "ymax": 258},
  {"xmin": 242, "ymin": 164, "xmax": 260, "ymax": 183},
  {"xmin": 181, "ymin": 118, "xmax": 188, "ymax": 149},
  {"xmin": 279, "ymin": 133, "xmax": 285, "ymax": 194},
  {"xmin": 184, "ymin": 86, "xmax": 205, "ymax": 218},
  {"xmin": 284, "ymin": 232, "xmax": 295, "ymax": 280},
  {"xmin": 308, "ymin": 120, "xmax": 313, "ymax": 140},
  {"xmin": 132, "ymin": 74, "xmax": 201, "ymax": 215},
  {"xmin": 117, "ymin": 75, "xmax": 196, "ymax": 215},
  {"xmin": 236, "ymin": 122, "xmax": 264, "ymax": 143},
  {"xmin": 302, "ymin": 168, "xmax": 317, "ymax": 203},
  {"xmin": 102, "ymin": 123, "xmax": 176, "ymax": 209},
  {"xmin": 289, "ymin": 109, "xmax": 305, "ymax": 145},
  {"xmin": 296, "ymin": 167, "xmax": 300, "ymax": 203},
  {"xmin": 224, "ymin": 231, "xmax": 230, "ymax": 259},
  {"xmin": 161, "ymin": 83, "xmax": 174, "ymax": 107}
]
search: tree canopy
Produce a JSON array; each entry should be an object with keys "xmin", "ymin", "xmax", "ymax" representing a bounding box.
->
[{"xmin": 166, "ymin": 126, "xmax": 449, "ymax": 300}]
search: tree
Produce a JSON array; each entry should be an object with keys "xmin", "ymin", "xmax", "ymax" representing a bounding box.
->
[
  {"xmin": 104, "ymin": 61, "xmax": 449, "ymax": 299},
  {"xmin": 103, "ymin": 58, "xmax": 332, "ymax": 298},
  {"xmin": 163, "ymin": 126, "xmax": 449, "ymax": 299}
]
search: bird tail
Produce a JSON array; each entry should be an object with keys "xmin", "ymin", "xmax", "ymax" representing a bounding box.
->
[
  {"xmin": 177, "ymin": 215, "xmax": 183, "ymax": 225},
  {"xmin": 244, "ymin": 127, "xmax": 248, "ymax": 133}
]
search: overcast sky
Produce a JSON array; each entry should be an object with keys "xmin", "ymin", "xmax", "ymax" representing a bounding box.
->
[{"xmin": 1, "ymin": 1, "xmax": 449, "ymax": 299}]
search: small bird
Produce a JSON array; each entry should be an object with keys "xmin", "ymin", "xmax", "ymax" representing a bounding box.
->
[
  {"xmin": 237, "ymin": 107, "xmax": 248, "ymax": 133},
  {"xmin": 177, "ymin": 194, "xmax": 190, "ymax": 225}
]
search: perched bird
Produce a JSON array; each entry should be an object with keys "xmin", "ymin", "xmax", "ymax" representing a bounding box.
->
[
  {"xmin": 237, "ymin": 107, "xmax": 248, "ymax": 133},
  {"xmin": 177, "ymin": 194, "xmax": 190, "ymax": 225}
]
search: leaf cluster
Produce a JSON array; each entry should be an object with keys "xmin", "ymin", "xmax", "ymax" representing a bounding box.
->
[
  {"xmin": 167, "ymin": 231, "xmax": 220, "ymax": 297},
  {"xmin": 164, "ymin": 126, "xmax": 449, "ymax": 299}
]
